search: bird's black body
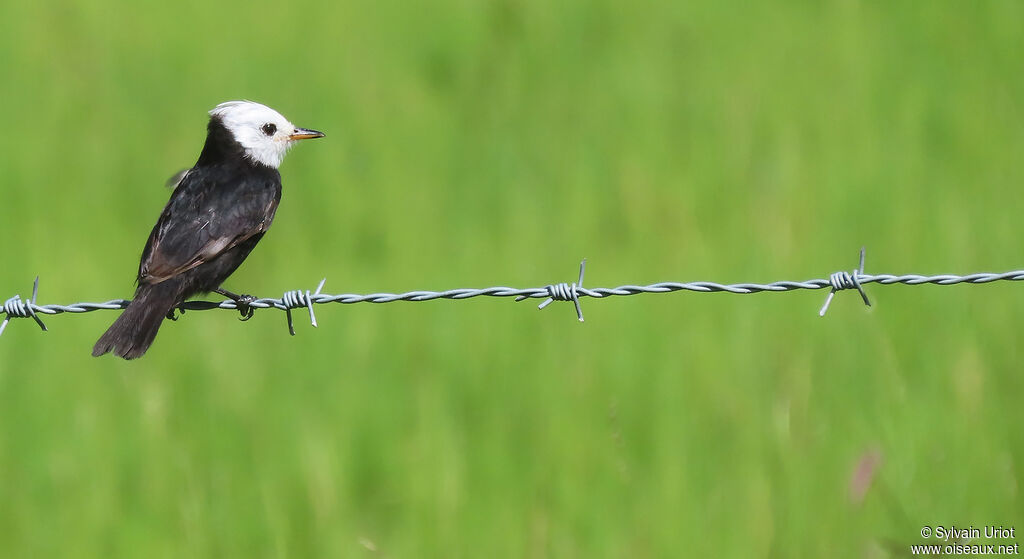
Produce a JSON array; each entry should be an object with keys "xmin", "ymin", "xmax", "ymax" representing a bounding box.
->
[{"xmin": 93, "ymin": 117, "xmax": 282, "ymax": 359}]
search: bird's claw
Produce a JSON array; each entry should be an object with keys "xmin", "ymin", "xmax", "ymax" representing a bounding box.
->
[
  {"xmin": 166, "ymin": 305, "xmax": 186, "ymax": 321},
  {"xmin": 236, "ymin": 294, "xmax": 257, "ymax": 321}
]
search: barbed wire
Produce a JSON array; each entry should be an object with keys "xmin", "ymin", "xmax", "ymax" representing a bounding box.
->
[{"xmin": 3, "ymin": 249, "xmax": 1024, "ymax": 338}]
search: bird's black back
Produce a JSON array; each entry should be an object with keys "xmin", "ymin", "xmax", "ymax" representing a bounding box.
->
[{"xmin": 137, "ymin": 117, "xmax": 282, "ymax": 292}]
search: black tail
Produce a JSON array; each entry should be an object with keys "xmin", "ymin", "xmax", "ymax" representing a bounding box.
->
[{"xmin": 92, "ymin": 280, "xmax": 181, "ymax": 360}]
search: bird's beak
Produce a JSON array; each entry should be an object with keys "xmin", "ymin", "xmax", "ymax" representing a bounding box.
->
[{"xmin": 289, "ymin": 128, "xmax": 325, "ymax": 141}]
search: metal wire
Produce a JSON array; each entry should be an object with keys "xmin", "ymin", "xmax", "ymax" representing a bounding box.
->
[{"xmin": 3, "ymin": 249, "xmax": 1024, "ymax": 337}]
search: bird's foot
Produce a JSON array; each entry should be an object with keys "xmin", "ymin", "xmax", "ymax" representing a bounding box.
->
[
  {"xmin": 214, "ymin": 287, "xmax": 258, "ymax": 321},
  {"xmin": 166, "ymin": 305, "xmax": 187, "ymax": 321},
  {"xmin": 212, "ymin": 286, "xmax": 258, "ymax": 317},
  {"xmin": 235, "ymin": 294, "xmax": 257, "ymax": 321}
]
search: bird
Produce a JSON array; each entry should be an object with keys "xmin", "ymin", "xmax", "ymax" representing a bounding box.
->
[{"xmin": 92, "ymin": 100, "xmax": 324, "ymax": 359}]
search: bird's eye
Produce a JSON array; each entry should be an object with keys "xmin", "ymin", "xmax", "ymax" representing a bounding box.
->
[{"xmin": 261, "ymin": 123, "xmax": 277, "ymax": 136}]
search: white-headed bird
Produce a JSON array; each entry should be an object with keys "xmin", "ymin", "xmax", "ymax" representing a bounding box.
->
[{"xmin": 93, "ymin": 101, "xmax": 324, "ymax": 359}]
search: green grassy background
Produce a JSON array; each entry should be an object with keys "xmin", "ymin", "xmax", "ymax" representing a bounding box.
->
[{"xmin": 2, "ymin": 1, "xmax": 1023, "ymax": 557}]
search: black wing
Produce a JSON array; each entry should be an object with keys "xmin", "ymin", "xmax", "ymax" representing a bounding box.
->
[{"xmin": 138, "ymin": 164, "xmax": 281, "ymax": 284}]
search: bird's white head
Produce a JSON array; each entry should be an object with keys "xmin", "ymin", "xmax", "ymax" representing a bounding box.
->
[{"xmin": 209, "ymin": 100, "xmax": 324, "ymax": 168}]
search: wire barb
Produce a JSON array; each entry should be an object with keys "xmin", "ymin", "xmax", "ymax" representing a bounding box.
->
[
  {"xmin": 0, "ymin": 276, "xmax": 47, "ymax": 336},
  {"xmin": 516, "ymin": 259, "xmax": 587, "ymax": 322},
  {"xmin": 281, "ymin": 278, "xmax": 327, "ymax": 336},
  {"xmin": 819, "ymin": 247, "xmax": 872, "ymax": 317}
]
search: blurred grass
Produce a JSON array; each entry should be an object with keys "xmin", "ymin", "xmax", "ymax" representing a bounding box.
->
[{"xmin": 1, "ymin": 1, "xmax": 1023, "ymax": 557}]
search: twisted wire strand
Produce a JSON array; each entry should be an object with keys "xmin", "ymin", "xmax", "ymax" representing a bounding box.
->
[{"xmin": 4, "ymin": 250, "xmax": 1024, "ymax": 337}]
